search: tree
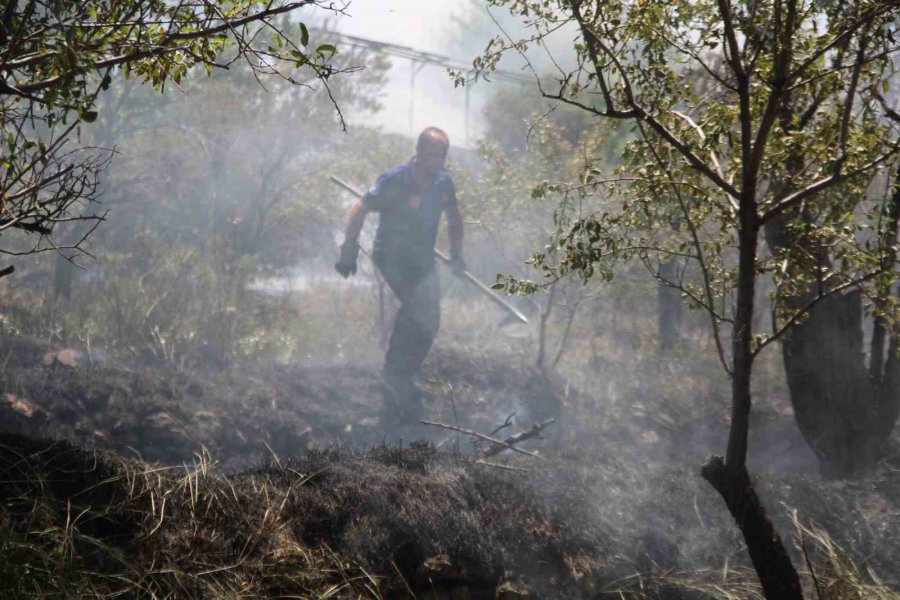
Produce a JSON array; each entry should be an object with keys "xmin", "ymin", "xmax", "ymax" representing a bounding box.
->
[
  {"xmin": 761, "ymin": 59, "xmax": 900, "ymax": 479},
  {"xmin": 0, "ymin": 0, "xmax": 346, "ymax": 280},
  {"xmin": 470, "ymin": 0, "xmax": 900, "ymax": 597},
  {"xmin": 455, "ymin": 104, "xmax": 608, "ymax": 371},
  {"xmin": 11, "ymin": 21, "xmax": 392, "ymax": 368}
]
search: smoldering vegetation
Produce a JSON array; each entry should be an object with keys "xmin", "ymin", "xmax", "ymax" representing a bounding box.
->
[
  {"xmin": 3, "ymin": 338, "xmax": 900, "ymax": 599},
  {"xmin": 2, "ymin": 7, "xmax": 900, "ymax": 600}
]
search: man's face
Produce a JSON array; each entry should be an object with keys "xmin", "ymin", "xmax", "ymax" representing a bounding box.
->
[{"xmin": 416, "ymin": 138, "xmax": 448, "ymax": 178}]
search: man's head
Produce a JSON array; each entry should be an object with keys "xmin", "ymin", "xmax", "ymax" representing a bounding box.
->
[{"xmin": 414, "ymin": 127, "xmax": 449, "ymax": 179}]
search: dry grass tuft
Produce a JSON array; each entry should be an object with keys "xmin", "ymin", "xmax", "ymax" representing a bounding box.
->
[
  {"xmin": 0, "ymin": 432, "xmax": 619, "ymax": 599},
  {"xmin": 0, "ymin": 433, "xmax": 381, "ymax": 599}
]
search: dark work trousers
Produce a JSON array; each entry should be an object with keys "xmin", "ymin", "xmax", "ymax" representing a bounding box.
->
[{"xmin": 376, "ymin": 259, "xmax": 441, "ymax": 387}]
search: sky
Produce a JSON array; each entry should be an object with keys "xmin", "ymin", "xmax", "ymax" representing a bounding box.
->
[{"xmin": 330, "ymin": 1, "xmax": 491, "ymax": 147}]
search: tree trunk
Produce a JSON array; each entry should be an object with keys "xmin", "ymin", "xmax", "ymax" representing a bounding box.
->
[
  {"xmin": 53, "ymin": 253, "xmax": 74, "ymax": 299},
  {"xmin": 707, "ymin": 194, "xmax": 803, "ymax": 600},
  {"xmin": 658, "ymin": 259, "xmax": 683, "ymax": 350},
  {"xmin": 701, "ymin": 457, "xmax": 803, "ymax": 599},
  {"xmin": 780, "ymin": 290, "xmax": 900, "ymax": 477},
  {"xmin": 536, "ymin": 284, "xmax": 557, "ymax": 370},
  {"xmin": 764, "ymin": 173, "xmax": 900, "ymax": 476}
]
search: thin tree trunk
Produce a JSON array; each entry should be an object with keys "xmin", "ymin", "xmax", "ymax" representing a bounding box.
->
[
  {"xmin": 536, "ymin": 284, "xmax": 557, "ymax": 370},
  {"xmin": 551, "ymin": 300, "xmax": 578, "ymax": 370},
  {"xmin": 703, "ymin": 198, "xmax": 803, "ymax": 600},
  {"xmin": 701, "ymin": 458, "xmax": 803, "ymax": 599},
  {"xmin": 658, "ymin": 259, "xmax": 683, "ymax": 350}
]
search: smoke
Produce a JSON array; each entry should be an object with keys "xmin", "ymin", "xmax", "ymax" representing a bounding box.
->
[{"xmin": 1, "ymin": 1, "xmax": 898, "ymax": 594}]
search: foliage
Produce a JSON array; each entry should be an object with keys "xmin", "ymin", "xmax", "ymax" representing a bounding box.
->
[
  {"xmin": 475, "ymin": 0, "xmax": 900, "ymax": 360},
  {"xmin": 2, "ymin": 33, "xmax": 399, "ymax": 369},
  {"xmin": 0, "ymin": 0, "xmax": 349, "ymax": 277},
  {"xmin": 465, "ymin": 0, "xmax": 900, "ymax": 595}
]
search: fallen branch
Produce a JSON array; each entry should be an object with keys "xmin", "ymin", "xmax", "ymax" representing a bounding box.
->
[
  {"xmin": 479, "ymin": 419, "xmax": 556, "ymax": 460},
  {"xmin": 419, "ymin": 420, "xmax": 545, "ymax": 460},
  {"xmin": 474, "ymin": 459, "xmax": 531, "ymax": 472}
]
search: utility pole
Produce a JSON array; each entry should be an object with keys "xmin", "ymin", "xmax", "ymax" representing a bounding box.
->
[{"xmin": 312, "ymin": 29, "xmax": 532, "ymax": 144}]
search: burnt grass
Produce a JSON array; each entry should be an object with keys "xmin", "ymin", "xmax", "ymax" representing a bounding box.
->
[
  {"xmin": 2, "ymin": 337, "xmax": 900, "ymax": 598},
  {"xmin": 0, "ymin": 432, "xmax": 616, "ymax": 599}
]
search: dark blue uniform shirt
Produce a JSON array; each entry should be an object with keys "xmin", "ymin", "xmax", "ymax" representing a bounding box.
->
[{"xmin": 363, "ymin": 159, "xmax": 457, "ymax": 275}]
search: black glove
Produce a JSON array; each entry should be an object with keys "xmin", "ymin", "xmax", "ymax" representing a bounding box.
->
[
  {"xmin": 335, "ymin": 241, "xmax": 359, "ymax": 278},
  {"xmin": 449, "ymin": 253, "xmax": 466, "ymax": 276}
]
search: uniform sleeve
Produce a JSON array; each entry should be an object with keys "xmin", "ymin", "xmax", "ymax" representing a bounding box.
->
[
  {"xmin": 363, "ymin": 173, "xmax": 391, "ymax": 212},
  {"xmin": 441, "ymin": 177, "xmax": 458, "ymax": 209}
]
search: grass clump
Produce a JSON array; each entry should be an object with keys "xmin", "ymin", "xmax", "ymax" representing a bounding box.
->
[
  {"xmin": 599, "ymin": 511, "xmax": 900, "ymax": 600},
  {"xmin": 792, "ymin": 510, "xmax": 899, "ymax": 600},
  {"xmin": 0, "ymin": 433, "xmax": 381, "ymax": 599},
  {"xmin": 0, "ymin": 433, "xmax": 617, "ymax": 599}
]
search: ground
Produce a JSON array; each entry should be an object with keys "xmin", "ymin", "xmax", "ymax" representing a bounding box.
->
[{"xmin": 2, "ymin": 333, "xmax": 900, "ymax": 598}]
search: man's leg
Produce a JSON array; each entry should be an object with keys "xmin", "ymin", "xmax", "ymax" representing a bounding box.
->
[
  {"xmin": 381, "ymin": 268, "xmax": 440, "ymax": 423},
  {"xmin": 387, "ymin": 268, "xmax": 440, "ymax": 376}
]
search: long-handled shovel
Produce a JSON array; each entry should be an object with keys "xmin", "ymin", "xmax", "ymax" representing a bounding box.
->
[{"xmin": 330, "ymin": 175, "xmax": 530, "ymax": 325}]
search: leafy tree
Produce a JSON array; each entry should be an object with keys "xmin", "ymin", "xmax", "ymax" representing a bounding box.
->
[
  {"xmin": 11, "ymin": 21, "xmax": 392, "ymax": 369},
  {"xmin": 470, "ymin": 0, "xmax": 900, "ymax": 597},
  {"xmin": 455, "ymin": 101, "xmax": 607, "ymax": 370},
  {"xmin": 0, "ymin": 0, "xmax": 345, "ymax": 280}
]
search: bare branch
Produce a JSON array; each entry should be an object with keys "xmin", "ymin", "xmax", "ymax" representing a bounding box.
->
[
  {"xmin": 479, "ymin": 419, "xmax": 556, "ymax": 460},
  {"xmin": 637, "ymin": 119, "xmax": 734, "ymax": 376},
  {"xmin": 420, "ymin": 420, "xmax": 545, "ymax": 460},
  {"xmin": 753, "ymin": 270, "xmax": 885, "ymax": 358},
  {"xmin": 760, "ymin": 148, "xmax": 900, "ymax": 223},
  {"xmin": 789, "ymin": 1, "xmax": 900, "ymax": 84}
]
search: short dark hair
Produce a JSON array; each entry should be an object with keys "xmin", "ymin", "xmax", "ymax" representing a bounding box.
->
[{"xmin": 417, "ymin": 127, "xmax": 449, "ymax": 153}]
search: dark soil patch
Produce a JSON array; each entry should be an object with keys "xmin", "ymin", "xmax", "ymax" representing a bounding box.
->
[{"xmin": 0, "ymin": 341, "xmax": 572, "ymax": 471}]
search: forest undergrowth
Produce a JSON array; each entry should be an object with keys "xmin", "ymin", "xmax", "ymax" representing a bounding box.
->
[
  {"xmin": 2, "ymin": 336, "xmax": 900, "ymax": 598},
  {"xmin": 2, "ymin": 279, "xmax": 900, "ymax": 598}
]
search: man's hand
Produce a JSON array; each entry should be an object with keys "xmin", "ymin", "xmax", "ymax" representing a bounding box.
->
[
  {"xmin": 335, "ymin": 241, "xmax": 359, "ymax": 278},
  {"xmin": 449, "ymin": 253, "xmax": 467, "ymax": 277}
]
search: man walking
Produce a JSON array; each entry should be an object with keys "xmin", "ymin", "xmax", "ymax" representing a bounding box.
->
[{"xmin": 335, "ymin": 127, "xmax": 464, "ymax": 423}]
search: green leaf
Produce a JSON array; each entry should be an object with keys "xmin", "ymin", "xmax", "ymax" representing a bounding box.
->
[
  {"xmin": 316, "ymin": 44, "xmax": 336, "ymax": 57},
  {"xmin": 300, "ymin": 22, "xmax": 309, "ymax": 47}
]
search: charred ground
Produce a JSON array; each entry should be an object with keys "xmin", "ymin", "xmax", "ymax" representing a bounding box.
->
[{"xmin": 2, "ymin": 335, "xmax": 900, "ymax": 598}]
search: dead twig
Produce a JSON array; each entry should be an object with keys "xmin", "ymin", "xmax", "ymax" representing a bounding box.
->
[
  {"xmin": 479, "ymin": 419, "xmax": 556, "ymax": 460},
  {"xmin": 489, "ymin": 413, "xmax": 516, "ymax": 437},
  {"xmin": 391, "ymin": 559, "xmax": 418, "ymax": 599},
  {"xmin": 419, "ymin": 420, "xmax": 545, "ymax": 460}
]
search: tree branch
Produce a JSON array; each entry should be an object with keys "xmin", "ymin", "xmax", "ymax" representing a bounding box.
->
[
  {"xmin": 760, "ymin": 149, "xmax": 900, "ymax": 223},
  {"xmin": 14, "ymin": 0, "xmax": 323, "ymax": 94}
]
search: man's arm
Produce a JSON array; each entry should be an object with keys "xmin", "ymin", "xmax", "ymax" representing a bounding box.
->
[
  {"xmin": 343, "ymin": 200, "xmax": 369, "ymax": 246},
  {"xmin": 335, "ymin": 200, "xmax": 370, "ymax": 278}
]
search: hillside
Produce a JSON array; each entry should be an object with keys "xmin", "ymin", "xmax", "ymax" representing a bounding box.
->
[{"xmin": 2, "ymin": 336, "xmax": 900, "ymax": 598}]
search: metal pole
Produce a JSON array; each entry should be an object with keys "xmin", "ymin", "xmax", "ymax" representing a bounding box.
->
[{"xmin": 409, "ymin": 59, "xmax": 416, "ymax": 137}]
